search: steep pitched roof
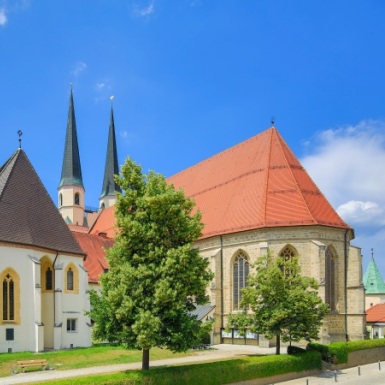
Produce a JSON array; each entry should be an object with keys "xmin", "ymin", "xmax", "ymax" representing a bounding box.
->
[
  {"xmin": 168, "ymin": 127, "xmax": 350, "ymax": 239},
  {"xmin": 89, "ymin": 205, "xmax": 116, "ymax": 238},
  {"xmin": 100, "ymin": 106, "xmax": 121, "ymax": 199},
  {"xmin": 0, "ymin": 149, "xmax": 84, "ymax": 256},
  {"xmin": 363, "ymin": 255, "xmax": 385, "ymax": 294},
  {"xmin": 58, "ymin": 88, "xmax": 84, "ymax": 189},
  {"xmin": 72, "ymin": 232, "xmax": 112, "ymax": 283},
  {"xmin": 366, "ymin": 303, "xmax": 385, "ymax": 323}
]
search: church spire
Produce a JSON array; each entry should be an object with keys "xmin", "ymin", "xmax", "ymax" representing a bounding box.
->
[
  {"xmin": 58, "ymin": 86, "xmax": 84, "ymax": 189},
  {"xmin": 58, "ymin": 86, "xmax": 85, "ymax": 227},
  {"xmin": 100, "ymin": 100, "xmax": 121, "ymax": 209}
]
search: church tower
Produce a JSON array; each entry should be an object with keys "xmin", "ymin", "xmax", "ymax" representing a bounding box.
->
[
  {"xmin": 99, "ymin": 102, "xmax": 121, "ymax": 210},
  {"xmin": 58, "ymin": 86, "xmax": 85, "ymax": 226}
]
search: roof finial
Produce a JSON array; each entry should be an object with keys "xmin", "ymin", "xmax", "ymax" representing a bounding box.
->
[
  {"xmin": 17, "ymin": 130, "xmax": 23, "ymax": 149},
  {"xmin": 110, "ymin": 95, "xmax": 114, "ymax": 106},
  {"xmin": 271, "ymin": 116, "xmax": 275, "ymax": 127},
  {"xmin": 372, "ymin": 248, "xmax": 374, "ymax": 259},
  {"xmin": 70, "ymin": 82, "xmax": 73, "ymax": 90}
]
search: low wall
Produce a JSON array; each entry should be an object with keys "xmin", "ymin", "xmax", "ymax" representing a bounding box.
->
[
  {"xmin": 336, "ymin": 346, "xmax": 385, "ymax": 369},
  {"xmin": 227, "ymin": 369, "xmax": 321, "ymax": 385}
]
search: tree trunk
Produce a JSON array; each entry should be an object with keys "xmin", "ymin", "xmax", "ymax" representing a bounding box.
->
[
  {"xmin": 275, "ymin": 334, "xmax": 281, "ymax": 355},
  {"xmin": 142, "ymin": 348, "xmax": 150, "ymax": 370}
]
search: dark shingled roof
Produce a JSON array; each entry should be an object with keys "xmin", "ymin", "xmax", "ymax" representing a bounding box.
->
[
  {"xmin": 58, "ymin": 88, "xmax": 84, "ymax": 189},
  {"xmin": 100, "ymin": 106, "xmax": 121, "ymax": 198},
  {"xmin": 0, "ymin": 149, "xmax": 84, "ymax": 256}
]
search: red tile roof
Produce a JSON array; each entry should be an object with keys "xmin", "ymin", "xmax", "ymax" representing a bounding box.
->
[
  {"xmin": 168, "ymin": 127, "xmax": 350, "ymax": 239},
  {"xmin": 366, "ymin": 304, "xmax": 385, "ymax": 323},
  {"xmin": 89, "ymin": 205, "xmax": 116, "ymax": 238},
  {"xmin": 72, "ymin": 232, "xmax": 112, "ymax": 283},
  {"xmin": 89, "ymin": 127, "xmax": 350, "ymax": 242}
]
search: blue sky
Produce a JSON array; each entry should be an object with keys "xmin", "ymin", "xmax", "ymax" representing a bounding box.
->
[{"xmin": 1, "ymin": 1, "xmax": 385, "ymax": 275}]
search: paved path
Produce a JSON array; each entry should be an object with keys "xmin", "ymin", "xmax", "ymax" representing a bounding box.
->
[{"xmin": 1, "ymin": 345, "xmax": 385, "ymax": 385}]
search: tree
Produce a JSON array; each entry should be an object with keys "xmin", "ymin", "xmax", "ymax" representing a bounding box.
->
[
  {"xmin": 90, "ymin": 158, "xmax": 213, "ymax": 370},
  {"xmin": 227, "ymin": 252, "xmax": 329, "ymax": 355}
]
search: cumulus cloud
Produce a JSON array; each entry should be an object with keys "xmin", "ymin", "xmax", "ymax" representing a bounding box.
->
[
  {"xmin": 337, "ymin": 200, "xmax": 385, "ymax": 226},
  {"xmin": 71, "ymin": 61, "xmax": 87, "ymax": 77},
  {"xmin": 0, "ymin": 8, "xmax": 7, "ymax": 25},
  {"xmin": 301, "ymin": 120, "xmax": 385, "ymax": 215},
  {"xmin": 132, "ymin": 1, "xmax": 155, "ymax": 18},
  {"xmin": 301, "ymin": 120, "xmax": 385, "ymax": 267}
]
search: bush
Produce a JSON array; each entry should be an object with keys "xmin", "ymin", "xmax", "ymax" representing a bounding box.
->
[
  {"xmin": 287, "ymin": 345, "xmax": 307, "ymax": 355},
  {"xmin": 306, "ymin": 342, "xmax": 335, "ymax": 363}
]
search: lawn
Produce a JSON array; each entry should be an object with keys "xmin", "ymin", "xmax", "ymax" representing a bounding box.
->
[{"xmin": 0, "ymin": 344, "xmax": 194, "ymax": 378}]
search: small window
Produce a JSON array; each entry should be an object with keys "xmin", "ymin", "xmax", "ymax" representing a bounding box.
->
[
  {"xmin": 74, "ymin": 193, "xmax": 80, "ymax": 205},
  {"xmin": 67, "ymin": 318, "xmax": 77, "ymax": 332},
  {"xmin": 67, "ymin": 268, "xmax": 74, "ymax": 291},
  {"xmin": 59, "ymin": 193, "xmax": 63, "ymax": 207}
]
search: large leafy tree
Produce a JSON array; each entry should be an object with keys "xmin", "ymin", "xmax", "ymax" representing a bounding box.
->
[
  {"xmin": 90, "ymin": 158, "xmax": 213, "ymax": 370},
  {"xmin": 227, "ymin": 253, "xmax": 329, "ymax": 355}
]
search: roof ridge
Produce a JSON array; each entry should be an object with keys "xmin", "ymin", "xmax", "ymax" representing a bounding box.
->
[{"xmin": 263, "ymin": 128, "xmax": 275, "ymax": 226}]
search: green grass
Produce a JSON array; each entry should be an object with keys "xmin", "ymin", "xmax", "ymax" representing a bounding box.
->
[
  {"xmin": 35, "ymin": 351, "xmax": 322, "ymax": 385},
  {"xmin": 0, "ymin": 344, "xmax": 193, "ymax": 378}
]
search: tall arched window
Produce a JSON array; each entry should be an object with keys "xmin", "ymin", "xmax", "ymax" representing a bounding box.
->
[
  {"xmin": 279, "ymin": 245, "xmax": 297, "ymax": 277},
  {"xmin": 67, "ymin": 268, "xmax": 74, "ymax": 291},
  {"xmin": 233, "ymin": 252, "xmax": 249, "ymax": 310},
  {"xmin": 64, "ymin": 263, "xmax": 79, "ymax": 294},
  {"xmin": 74, "ymin": 193, "xmax": 80, "ymax": 205},
  {"xmin": 41, "ymin": 257, "xmax": 53, "ymax": 292},
  {"xmin": 325, "ymin": 247, "xmax": 336, "ymax": 311},
  {"xmin": 46, "ymin": 268, "xmax": 53, "ymax": 290},
  {"xmin": 1, "ymin": 268, "xmax": 20, "ymax": 324}
]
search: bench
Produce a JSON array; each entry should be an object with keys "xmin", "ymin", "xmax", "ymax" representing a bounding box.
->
[{"xmin": 17, "ymin": 359, "xmax": 48, "ymax": 372}]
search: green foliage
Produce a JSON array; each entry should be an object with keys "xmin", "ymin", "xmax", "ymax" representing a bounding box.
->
[
  {"xmin": 90, "ymin": 158, "xmax": 213, "ymax": 359},
  {"xmin": 227, "ymin": 253, "xmax": 329, "ymax": 347},
  {"xmin": 308, "ymin": 339, "xmax": 385, "ymax": 365},
  {"xmin": 37, "ymin": 352, "xmax": 322, "ymax": 385},
  {"xmin": 287, "ymin": 345, "xmax": 307, "ymax": 355}
]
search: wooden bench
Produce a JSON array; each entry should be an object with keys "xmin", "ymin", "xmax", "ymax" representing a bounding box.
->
[{"xmin": 17, "ymin": 359, "xmax": 47, "ymax": 372}]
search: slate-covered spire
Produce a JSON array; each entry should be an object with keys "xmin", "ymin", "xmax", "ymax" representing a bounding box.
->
[
  {"xmin": 58, "ymin": 87, "xmax": 84, "ymax": 189},
  {"xmin": 100, "ymin": 105, "xmax": 121, "ymax": 200}
]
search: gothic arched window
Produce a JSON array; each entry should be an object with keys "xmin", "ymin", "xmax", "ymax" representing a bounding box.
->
[
  {"xmin": 67, "ymin": 268, "xmax": 74, "ymax": 291},
  {"xmin": 233, "ymin": 252, "xmax": 249, "ymax": 310},
  {"xmin": 1, "ymin": 268, "xmax": 20, "ymax": 324},
  {"xmin": 46, "ymin": 267, "xmax": 53, "ymax": 291},
  {"xmin": 325, "ymin": 247, "xmax": 336, "ymax": 311},
  {"xmin": 279, "ymin": 246, "xmax": 297, "ymax": 277}
]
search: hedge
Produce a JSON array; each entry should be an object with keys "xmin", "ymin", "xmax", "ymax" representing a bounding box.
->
[
  {"xmin": 41, "ymin": 351, "xmax": 322, "ymax": 385},
  {"xmin": 307, "ymin": 338, "xmax": 385, "ymax": 365}
]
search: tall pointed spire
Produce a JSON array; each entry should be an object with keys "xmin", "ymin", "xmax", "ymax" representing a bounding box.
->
[
  {"xmin": 363, "ymin": 250, "xmax": 385, "ymax": 294},
  {"xmin": 58, "ymin": 85, "xmax": 85, "ymax": 227},
  {"xmin": 58, "ymin": 85, "xmax": 84, "ymax": 189},
  {"xmin": 100, "ymin": 99, "xmax": 121, "ymax": 209}
]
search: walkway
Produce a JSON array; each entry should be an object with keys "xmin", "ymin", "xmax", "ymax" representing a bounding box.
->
[{"xmin": 1, "ymin": 345, "xmax": 384, "ymax": 385}]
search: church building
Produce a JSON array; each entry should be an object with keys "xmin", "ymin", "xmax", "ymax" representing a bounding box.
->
[
  {"xmin": 0, "ymin": 146, "xmax": 91, "ymax": 353},
  {"xmin": 1, "ymin": 87, "xmax": 366, "ymax": 352}
]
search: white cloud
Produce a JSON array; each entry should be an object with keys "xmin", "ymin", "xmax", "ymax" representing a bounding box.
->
[
  {"xmin": 0, "ymin": 8, "xmax": 7, "ymax": 25},
  {"xmin": 132, "ymin": 1, "xmax": 155, "ymax": 18},
  {"xmin": 337, "ymin": 200, "xmax": 385, "ymax": 226},
  {"xmin": 301, "ymin": 120, "xmax": 385, "ymax": 208},
  {"xmin": 71, "ymin": 61, "xmax": 87, "ymax": 77}
]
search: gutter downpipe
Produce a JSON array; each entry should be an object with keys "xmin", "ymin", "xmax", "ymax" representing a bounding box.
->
[
  {"xmin": 220, "ymin": 235, "xmax": 224, "ymax": 343},
  {"xmin": 344, "ymin": 230, "xmax": 349, "ymax": 342}
]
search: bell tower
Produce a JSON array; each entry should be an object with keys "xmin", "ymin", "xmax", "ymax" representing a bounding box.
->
[{"xmin": 58, "ymin": 85, "xmax": 85, "ymax": 226}]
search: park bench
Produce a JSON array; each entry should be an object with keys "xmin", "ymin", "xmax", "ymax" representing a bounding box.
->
[{"xmin": 17, "ymin": 359, "xmax": 48, "ymax": 372}]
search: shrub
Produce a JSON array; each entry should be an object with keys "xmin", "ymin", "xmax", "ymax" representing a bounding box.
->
[{"xmin": 287, "ymin": 345, "xmax": 307, "ymax": 355}]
